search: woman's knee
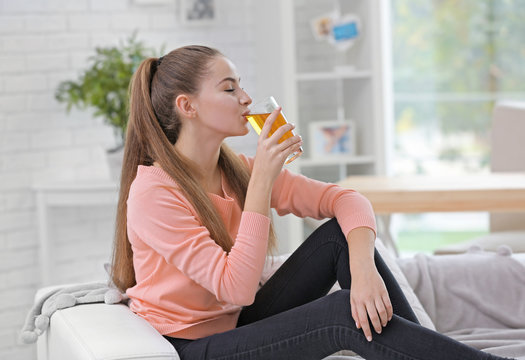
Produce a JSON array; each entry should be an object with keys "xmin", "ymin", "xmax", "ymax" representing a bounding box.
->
[{"xmin": 312, "ymin": 218, "xmax": 347, "ymax": 245}]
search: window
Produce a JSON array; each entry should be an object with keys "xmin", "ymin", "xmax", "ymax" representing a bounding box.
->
[{"xmin": 390, "ymin": 0, "xmax": 525, "ymax": 253}]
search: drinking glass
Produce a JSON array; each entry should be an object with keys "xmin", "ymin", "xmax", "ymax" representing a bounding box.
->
[{"xmin": 245, "ymin": 96, "xmax": 303, "ymax": 164}]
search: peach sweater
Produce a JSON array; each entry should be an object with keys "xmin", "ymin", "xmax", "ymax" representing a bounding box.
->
[{"xmin": 126, "ymin": 155, "xmax": 376, "ymax": 339}]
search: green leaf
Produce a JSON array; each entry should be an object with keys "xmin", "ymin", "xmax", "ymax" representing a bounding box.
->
[{"xmin": 55, "ymin": 32, "xmax": 160, "ymax": 141}]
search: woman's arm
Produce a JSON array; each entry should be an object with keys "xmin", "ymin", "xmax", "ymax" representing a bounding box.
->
[
  {"xmin": 347, "ymin": 227, "xmax": 393, "ymax": 342},
  {"xmin": 245, "ymin": 106, "xmax": 302, "ymax": 218},
  {"xmin": 128, "ymin": 108, "xmax": 302, "ymax": 306},
  {"xmin": 128, "ymin": 187, "xmax": 271, "ymax": 306},
  {"xmin": 240, "ymin": 145, "xmax": 386, "ymax": 340},
  {"xmin": 239, "ymin": 155, "xmax": 377, "ymax": 238}
]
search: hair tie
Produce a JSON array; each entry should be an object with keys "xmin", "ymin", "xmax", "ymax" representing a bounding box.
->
[{"xmin": 157, "ymin": 56, "xmax": 164, "ymax": 66}]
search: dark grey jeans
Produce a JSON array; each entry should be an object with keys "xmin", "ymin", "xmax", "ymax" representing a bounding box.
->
[{"xmin": 165, "ymin": 219, "xmax": 511, "ymax": 360}]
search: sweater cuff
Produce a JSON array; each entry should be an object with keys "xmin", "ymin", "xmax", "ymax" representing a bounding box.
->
[
  {"xmin": 337, "ymin": 211, "xmax": 377, "ymax": 240},
  {"xmin": 239, "ymin": 211, "xmax": 271, "ymax": 238},
  {"xmin": 340, "ymin": 219, "xmax": 377, "ymax": 240}
]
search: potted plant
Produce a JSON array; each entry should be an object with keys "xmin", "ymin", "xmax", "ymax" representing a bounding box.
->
[{"xmin": 55, "ymin": 33, "xmax": 160, "ymax": 179}]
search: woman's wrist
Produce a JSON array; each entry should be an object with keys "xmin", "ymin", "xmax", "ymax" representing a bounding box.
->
[
  {"xmin": 244, "ymin": 176, "xmax": 272, "ymax": 217},
  {"xmin": 347, "ymin": 226, "xmax": 376, "ymax": 273}
]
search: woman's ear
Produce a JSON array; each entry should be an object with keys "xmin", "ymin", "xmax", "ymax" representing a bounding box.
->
[{"xmin": 174, "ymin": 94, "xmax": 197, "ymax": 118}]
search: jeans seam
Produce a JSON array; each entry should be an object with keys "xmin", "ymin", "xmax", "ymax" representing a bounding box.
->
[
  {"xmin": 211, "ymin": 325, "xmax": 346, "ymax": 360},
  {"xmin": 211, "ymin": 324, "xmax": 419, "ymax": 360}
]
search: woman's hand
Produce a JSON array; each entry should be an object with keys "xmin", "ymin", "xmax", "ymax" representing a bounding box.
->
[
  {"xmin": 350, "ymin": 263, "xmax": 393, "ymax": 342},
  {"xmin": 251, "ymin": 107, "xmax": 302, "ymax": 185},
  {"xmin": 244, "ymin": 107, "xmax": 302, "ymax": 217},
  {"xmin": 347, "ymin": 227, "xmax": 393, "ymax": 342}
]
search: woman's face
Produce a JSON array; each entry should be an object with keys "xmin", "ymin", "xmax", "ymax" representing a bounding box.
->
[{"xmin": 190, "ymin": 56, "xmax": 253, "ymax": 139}]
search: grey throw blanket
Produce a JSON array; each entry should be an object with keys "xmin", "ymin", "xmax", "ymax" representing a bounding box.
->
[
  {"xmin": 398, "ymin": 246, "xmax": 525, "ymax": 359},
  {"xmin": 446, "ymin": 328, "xmax": 525, "ymax": 359},
  {"xmin": 20, "ymin": 282, "xmax": 128, "ymax": 344}
]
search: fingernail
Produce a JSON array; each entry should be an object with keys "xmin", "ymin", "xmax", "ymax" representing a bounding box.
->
[
  {"xmin": 355, "ymin": 322, "xmax": 359, "ymax": 328},
  {"xmin": 367, "ymin": 336, "xmax": 372, "ymax": 342}
]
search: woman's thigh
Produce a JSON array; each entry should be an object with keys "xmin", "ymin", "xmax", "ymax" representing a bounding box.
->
[
  {"xmin": 166, "ymin": 290, "xmax": 364, "ymax": 360},
  {"xmin": 166, "ymin": 290, "xmax": 498, "ymax": 360}
]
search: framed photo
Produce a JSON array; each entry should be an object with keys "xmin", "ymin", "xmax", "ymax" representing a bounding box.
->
[
  {"xmin": 310, "ymin": 12, "xmax": 361, "ymax": 52},
  {"xmin": 309, "ymin": 120, "xmax": 356, "ymax": 158},
  {"xmin": 311, "ymin": 12, "xmax": 335, "ymax": 41},
  {"xmin": 180, "ymin": 0, "xmax": 217, "ymax": 25}
]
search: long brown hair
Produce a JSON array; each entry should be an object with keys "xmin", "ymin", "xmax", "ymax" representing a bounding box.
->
[{"xmin": 111, "ymin": 45, "xmax": 276, "ymax": 292}]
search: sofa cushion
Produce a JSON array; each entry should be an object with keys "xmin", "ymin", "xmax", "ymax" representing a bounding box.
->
[
  {"xmin": 397, "ymin": 247, "xmax": 525, "ymax": 333},
  {"xmin": 38, "ymin": 303, "xmax": 179, "ymax": 360}
]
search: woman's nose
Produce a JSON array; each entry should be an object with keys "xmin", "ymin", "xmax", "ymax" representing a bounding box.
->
[{"xmin": 240, "ymin": 89, "xmax": 252, "ymax": 105}]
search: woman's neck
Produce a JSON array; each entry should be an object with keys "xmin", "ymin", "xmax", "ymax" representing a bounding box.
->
[
  {"xmin": 175, "ymin": 136, "xmax": 221, "ymax": 175},
  {"xmin": 172, "ymin": 132, "xmax": 224, "ymax": 194}
]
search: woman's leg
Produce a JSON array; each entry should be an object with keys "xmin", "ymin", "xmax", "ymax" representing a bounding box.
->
[
  {"xmin": 165, "ymin": 290, "xmax": 506, "ymax": 360},
  {"xmin": 238, "ymin": 218, "xmax": 419, "ymax": 326},
  {"xmin": 165, "ymin": 219, "xmax": 512, "ymax": 359}
]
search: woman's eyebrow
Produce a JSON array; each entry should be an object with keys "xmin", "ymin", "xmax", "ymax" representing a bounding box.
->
[{"xmin": 217, "ymin": 77, "xmax": 241, "ymax": 86}]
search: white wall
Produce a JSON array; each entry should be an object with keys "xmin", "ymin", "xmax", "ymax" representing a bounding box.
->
[{"xmin": 0, "ymin": 0, "xmax": 260, "ymax": 358}]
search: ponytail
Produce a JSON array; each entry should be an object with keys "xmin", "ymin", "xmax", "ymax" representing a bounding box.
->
[{"xmin": 111, "ymin": 47, "xmax": 276, "ymax": 292}]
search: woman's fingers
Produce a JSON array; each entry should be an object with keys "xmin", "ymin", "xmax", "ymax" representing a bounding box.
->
[
  {"xmin": 259, "ymin": 107, "xmax": 281, "ymax": 140},
  {"xmin": 375, "ymin": 297, "xmax": 389, "ymax": 327},
  {"xmin": 351, "ymin": 298, "xmax": 360, "ymax": 329},
  {"xmin": 276, "ymin": 133, "xmax": 301, "ymax": 151},
  {"xmin": 366, "ymin": 301, "xmax": 383, "ymax": 335},
  {"xmin": 356, "ymin": 303, "xmax": 372, "ymax": 342},
  {"xmin": 352, "ymin": 295, "xmax": 394, "ymax": 342},
  {"xmin": 382, "ymin": 292, "xmax": 394, "ymax": 322},
  {"xmin": 255, "ymin": 108, "xmax": 301, "ymax": 163}
]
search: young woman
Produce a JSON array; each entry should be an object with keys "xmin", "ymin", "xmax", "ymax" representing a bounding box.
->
[{"xmin": 111, "ymin": 45, "xmax": 512, "ymax": 360}]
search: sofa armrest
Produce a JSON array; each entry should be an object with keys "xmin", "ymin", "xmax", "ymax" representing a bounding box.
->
[{"xmin": 37, "ymin": 302, "xmax": 179, "ymax": 360}]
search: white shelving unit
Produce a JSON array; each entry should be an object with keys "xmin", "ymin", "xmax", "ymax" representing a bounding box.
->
[
  {"xmin": 296, "ymin": 70, "xmax": 372, "ymax": 81},
  {"xmin": 253, "ymin": 0, "xmax": 391, "ymax": 253}
]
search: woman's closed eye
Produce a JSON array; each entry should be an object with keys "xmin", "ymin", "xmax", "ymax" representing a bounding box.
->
[{"xmin": 225, "ymin": 86, "xmax": 245, "ymax": 93}]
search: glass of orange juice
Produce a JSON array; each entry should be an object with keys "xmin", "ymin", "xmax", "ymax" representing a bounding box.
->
[{"xmin": 245, "ymin": 96, "xmax": 303, "ymax": 164}]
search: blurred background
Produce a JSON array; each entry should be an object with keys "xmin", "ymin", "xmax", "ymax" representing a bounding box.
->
[{"xmin": 1, "ymin": 0, "xmax": 524, "ymax": 358}]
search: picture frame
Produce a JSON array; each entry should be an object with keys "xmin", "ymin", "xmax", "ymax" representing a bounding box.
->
[
  {"xmin": 310, "ymin": 12, "xmax": 361, "ymax": 52},
  {"xmin": 309, "ymin": 120, "xmax": 356, "ymax": 158},
  {"xmin": 180, "ymin": 0, "xmax": 217, "ymax": 25},
  {"xmin": 311, "ymin": 12, "xmax": 335, "ymax": 41}
]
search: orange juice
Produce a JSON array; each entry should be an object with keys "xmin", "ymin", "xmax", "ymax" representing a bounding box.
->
[
  {"xmin": 246, "ymin": 112, "xmax": 295, "ymax": 143},
  {"xmin": 245, "ymin": 112, "xmax": 303, "ymax": 163}
]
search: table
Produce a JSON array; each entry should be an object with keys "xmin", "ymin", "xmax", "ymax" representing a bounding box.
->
[
  {"xmin": 34, "ymin": 181, "xmax": 119, "ymax": 285},
  {"xmin": 338, "ymin": 172, "xmax": 525, "ymax": 253}
]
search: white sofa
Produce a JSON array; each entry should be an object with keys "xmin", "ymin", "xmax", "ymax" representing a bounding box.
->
[
  {"xmin": 35, "ymin": 292, "xmax": 179, "ymax": 360},
  {"xmin": 33, "ymin": 240, "xmax": 408, "ymax": 360},
  {"xmin": 34, "ymin": 241, "xmax": 525, "ymax": 360}
]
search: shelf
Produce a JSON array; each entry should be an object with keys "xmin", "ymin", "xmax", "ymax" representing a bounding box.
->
[
  {"xmin": 296, "ymin": 70, "xmax": 372, "ymax": 81},
  {"xmin": 275, "ymin": 0, "xmax": 386, "ymax": 251},
  {"xmin": 298, "ymin": 155, "xmax": 376, "ymax": 167}
]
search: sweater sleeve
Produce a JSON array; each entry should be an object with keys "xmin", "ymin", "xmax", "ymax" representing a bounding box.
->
[
  {"xmin": 127, "ymin": 184, "xmax": 270, "ymax": 306},
  {"xmin": 239, "ymin": 155, "xmax": 377, "ymax": 238}
]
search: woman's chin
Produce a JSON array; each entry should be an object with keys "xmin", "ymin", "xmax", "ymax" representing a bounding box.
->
[{"xmin": 237, "ymin": 125, "xmax": 250, "ymax": 137}]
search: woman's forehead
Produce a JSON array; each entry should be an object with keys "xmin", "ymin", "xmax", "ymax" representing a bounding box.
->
[{"xmin": 208, "ymin": 56, "xmax": 240, "ymax": 82}]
